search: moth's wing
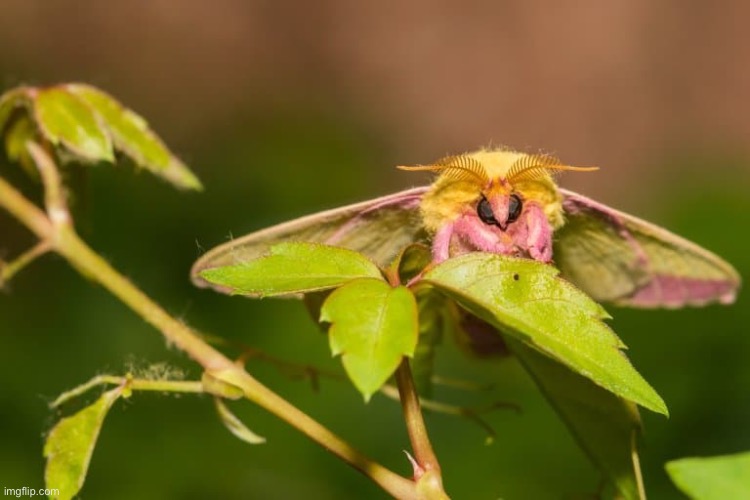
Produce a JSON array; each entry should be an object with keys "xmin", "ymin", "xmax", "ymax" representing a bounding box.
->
[
  {"xmin": 553, "ymin": 189, "xmax": 740, "ymax": 308},
  {"xmin": 191, "ymin": 186, "xmax": 430, "ymax": 291}
]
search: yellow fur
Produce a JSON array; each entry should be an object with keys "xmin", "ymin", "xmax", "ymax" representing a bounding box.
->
[{"xmin": 420, "ymin": 148, "xmax": 564, "ymax": 232}]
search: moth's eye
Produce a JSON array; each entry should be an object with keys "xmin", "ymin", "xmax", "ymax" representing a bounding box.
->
[
  {"xmin": 477, "ymin": 196, "xmax": 497, "ymax": 225},
  {"xmin": 507, "ymin": 194, "xmax": 523, "ymax": 223}
]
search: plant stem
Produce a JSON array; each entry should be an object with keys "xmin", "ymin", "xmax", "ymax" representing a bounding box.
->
[
  {"xmin": 631, "ymin": 430, "xmax": 646, "ymax": 500},
  {"xmin": 0, "ymin": 173, "xmax": 52, "ymax": 236},
  {"xmin": 58, "ymin": 228, "xmax": 416, "ymax": 496},
  {"xmin": 395, "ymin": 358, "xmax": 441, "ymax": 476},
  {"xmin": 1, "ymin": 240, "xmax": 51, "ymax": 284},
  {"xmin": 0, "ymin": 171, "xmax": 417, "ymax": 500}
]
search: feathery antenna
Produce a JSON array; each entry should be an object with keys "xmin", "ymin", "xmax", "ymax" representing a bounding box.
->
[
  {"xmin": 507, "ymin": 153, "xmax": 598, "ymax": 183},
  {"xmin": 398, "ymin": 155, "xmax": 489, "ymax": 186}
]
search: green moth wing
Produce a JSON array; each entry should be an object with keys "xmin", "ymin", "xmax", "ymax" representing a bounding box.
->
[
  {"xmin": 191, "ymin": 187, "xmax": 429, "ymax": 292},
  {"xmin": 554, "ymin": 189, "xmax": 740, "ymax": 308}
]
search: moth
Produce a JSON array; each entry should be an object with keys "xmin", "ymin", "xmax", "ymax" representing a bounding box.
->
[{"xmin": 192, "ymin": 148, "xmax": 740, "ymax": 308}]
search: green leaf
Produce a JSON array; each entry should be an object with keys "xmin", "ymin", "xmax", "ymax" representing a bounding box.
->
[
  {"xmin": 44, "ymin": 387, "xmax": 124, "ymax": 500},
  {"xmin": 199, "ymin": 242, "xmax": 383, "ymax": 297},
  {"xmin": 509, "ymin": 337, "xmax": 644, "ymax": 499},
  {"xmin": 4, "ymin": 114, "xmax": 39, "ymax": 177},
  {"xmin": 0, "ymin": 83, "xmax": 201, "ymax": 189},
  {"xmin": 66, "ymin": 84, "xmax": 202, "ymax": 190},
  {"xmin": 5, "ymin": 114, "xmax": 36, "ymax": 162},
  {"xmin": 422, "ymin": 253, "xmax": 667, "ymax": 415},
  {"xmin": 0, "ymin": 87, "xmax": 31, "ymax": 134},
  {"xmin": 667, "ymin": 452, "xmax": 750, "ymax": 500},
  {"xmin": 214, "ymin": 398, "xmax": 266, "ymax": 445},
  {"xmin": 321, "ymin": 278, "xmax": 418, "ymax": 400},
  {"xmin": 34, "ymin": 87, "xmax": 115, "ymax": 163}
]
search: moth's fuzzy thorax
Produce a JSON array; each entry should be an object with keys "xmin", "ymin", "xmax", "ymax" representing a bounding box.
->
[
  {"xmin": 420, "ymin": 148, "xmax": 564, "ymax": 232},
  {"xmin": 467, "ymin": 148, "xmax": 523, "ymax": 179}
]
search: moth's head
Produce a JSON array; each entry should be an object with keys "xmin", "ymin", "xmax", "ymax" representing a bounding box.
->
[{"xmin": 400, "ymin": 148, "xmax": 597, "ymax": 233}]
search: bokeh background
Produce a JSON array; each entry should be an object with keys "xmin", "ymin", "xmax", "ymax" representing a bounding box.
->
[{"xmin": 1, "ymin": 2, "xmax": 749, "ymax": 498}]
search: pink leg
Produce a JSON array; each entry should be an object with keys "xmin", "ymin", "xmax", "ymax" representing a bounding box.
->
[
  {"xmin": 432, "ymin": 224, "xmax": 453, "ymax": 263},
  {"xmin": 524, "ymin": 203, "xmax": 553, "ymax": 263}
]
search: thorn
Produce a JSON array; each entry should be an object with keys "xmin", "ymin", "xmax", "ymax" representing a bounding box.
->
[{"xmin": 403, "ymin": 450, "xmax": 425, "ymax": 480}]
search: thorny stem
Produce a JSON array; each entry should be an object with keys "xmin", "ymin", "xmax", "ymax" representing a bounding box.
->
[
  {"xmin": 395, "ymin": 358, "xmax": 447, "ymax": 497},
  {"xmin": 0, "ymin": 147, "xmax": 417, "ymax": 500}
]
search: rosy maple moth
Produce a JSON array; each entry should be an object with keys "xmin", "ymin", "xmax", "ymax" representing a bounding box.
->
[{"xmin": 192, "ymin": 148, "xmax": 740, "ymax": 308}]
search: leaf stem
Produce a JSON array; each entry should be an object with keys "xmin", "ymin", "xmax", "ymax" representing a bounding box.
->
[
  {"xmin": 50, "ymin": 375, "xmax": 125, "ymax": 408},
  {"xmin": 1, "ymin": 240, "xmax": 51, "ymax": 285},
  {"xmin": 50, "ymin": 374, "xmax": 205, "ymax": 408},
  {"xmin": 0, "ymin": 162, "xmax": 417, "ymax": 499},
  {"xmin": 27, "ymin": 142, "xmax": 70, "ymax": 224}
]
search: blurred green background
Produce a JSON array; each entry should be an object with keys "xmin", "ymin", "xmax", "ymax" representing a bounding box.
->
[{"xmin": 1, "ymin": 2, "xmax": 749, "ymax": 499}]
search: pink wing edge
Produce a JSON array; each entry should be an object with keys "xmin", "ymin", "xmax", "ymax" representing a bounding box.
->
[{"xmin": 560, "ymin": 188, "xmax": 741, "ymax": 308}]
